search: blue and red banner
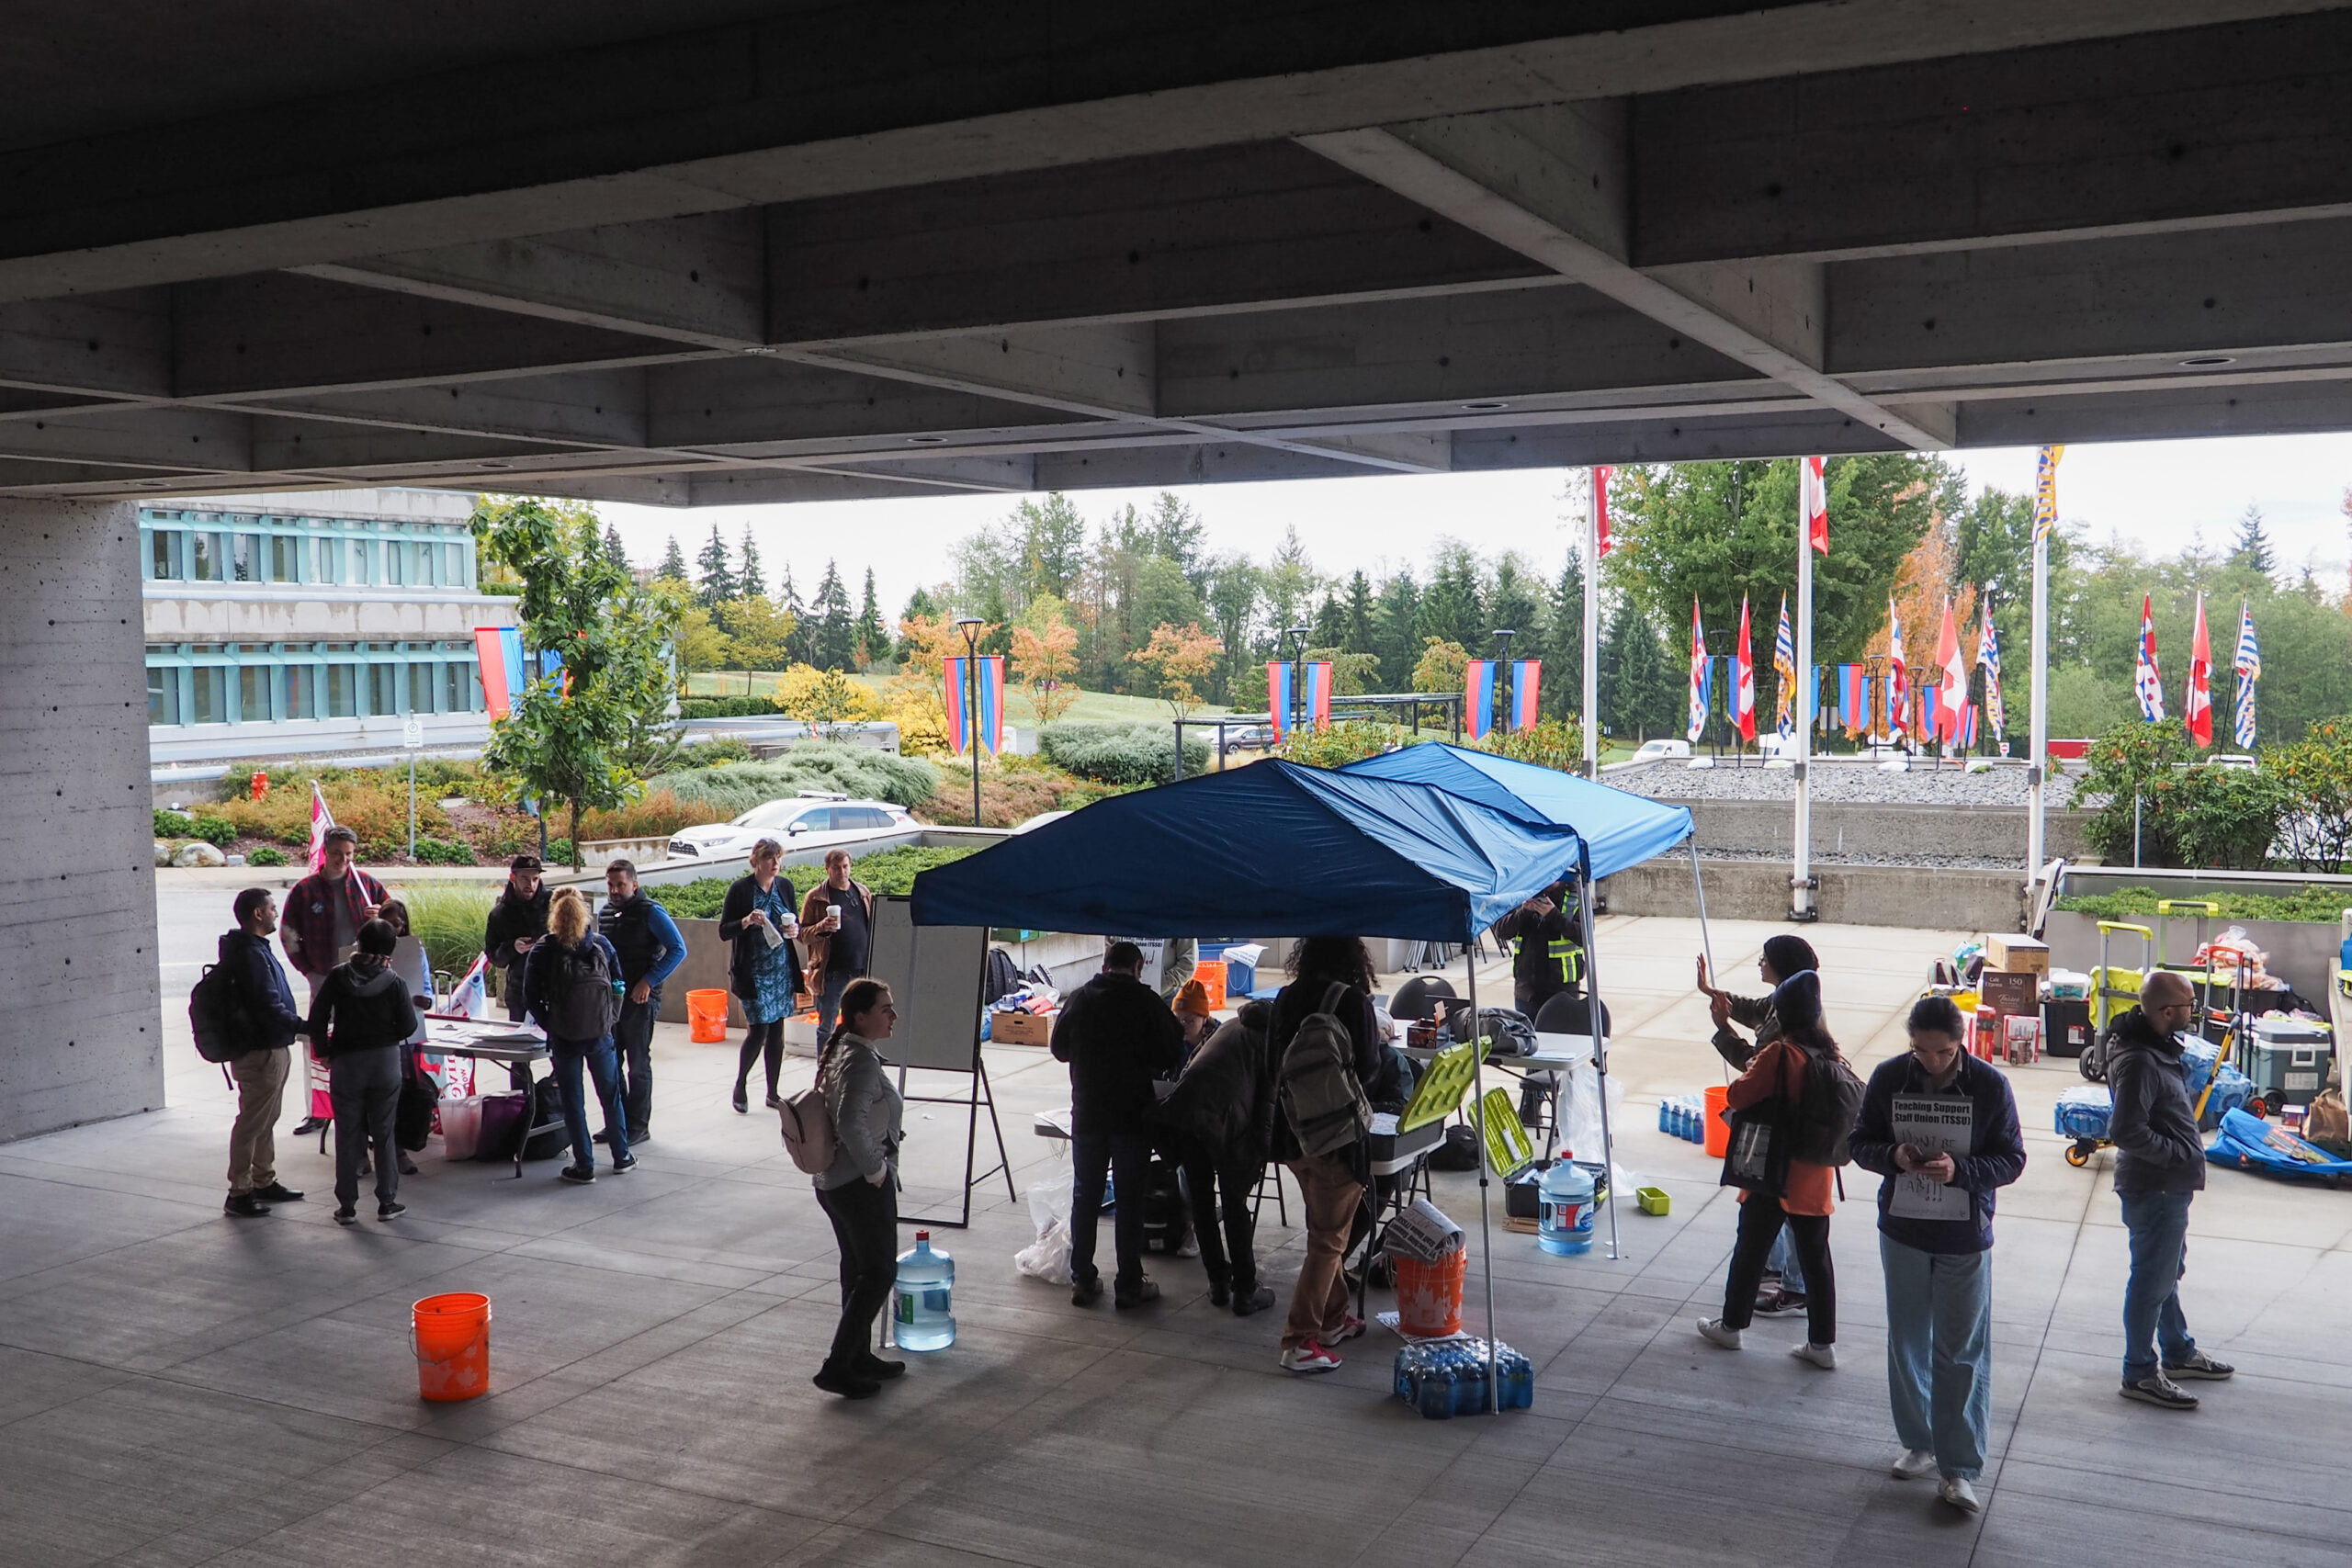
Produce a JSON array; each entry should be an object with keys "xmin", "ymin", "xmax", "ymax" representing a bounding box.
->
[
  {"xmin": 943, "ymin": 655, "xmax": 1005, "ymax": 755},
  {"xmin": 1510, "ymin": 660, "xmax": 1541, "ymax": 733},
  {"xmin": 1465, "ymin": 660, "xmax": 1498, "ymax": 741},
  {"xmin": 473, "ymin": 626, "xmax": 527, "ymax": 719},
  {"xmin": 1266, "ymin": 660, "xmax": 1331, "ymax": 738}
]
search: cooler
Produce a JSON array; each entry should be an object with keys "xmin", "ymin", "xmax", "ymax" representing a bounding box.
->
[
  {"xmin": 2242, "ymin": 1019, "xmax": 2333, "ymax": 1107},
  {"xmin": 2043, "ymin": 998, "xmax": 2093, "ymax": 1058}
]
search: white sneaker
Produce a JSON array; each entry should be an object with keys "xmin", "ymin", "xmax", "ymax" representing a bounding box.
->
[
  {"xmin": 1695, "ymin": 1317, "xmax": 1743, "ymax": 1350},
  {"xmin": 1938, "ymin": 1475, "xmax": 1982, "ymax": 1514},
  {"xmin": 1791, "ymin": 1341, "xmax": 1838, "ymax": 1371},
  {"xmin": 1892, "ymin": 1449, "xmax": 1938, "ymax": 1480}
]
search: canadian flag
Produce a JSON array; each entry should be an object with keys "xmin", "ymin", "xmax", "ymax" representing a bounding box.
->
[
  {"xmin": 1733, "ymin": 595, "xmax": 1757, "ymax": 743},
  {"xmin": 1933, "ymin": 597, "xmax": 1968, "ymax": 745},
  {"xmin": 2185, "ymin": 592, "xmax": 2214, "ymax": 747},
  {"xmin": 1801, "ymin": 456, "xmax": 1829, "ymax": 554}
]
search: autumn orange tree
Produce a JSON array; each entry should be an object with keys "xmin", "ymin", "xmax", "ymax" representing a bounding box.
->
[
  {"xmin": 1127, "ymin": 622, "xmax": 1225, "ymax": 719},
  {"xmin": 1011, "ymin": 619, "xmax": 1081, "ymax": 723}
]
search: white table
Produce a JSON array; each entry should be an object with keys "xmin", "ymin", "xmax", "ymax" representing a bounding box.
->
[{"xmin": 422, "ymin": 1016, "xmax": 557, "ymax": 1178}]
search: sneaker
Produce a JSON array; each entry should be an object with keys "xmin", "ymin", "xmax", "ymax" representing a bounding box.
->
[
  {"xmin": 1695, "ymin": 1317, "xmax": 1743, "ymax": 1350},
  {"xmin": 1937, "ymin": 1476, "xmax": 1982, "ymax": 1515},
  {"xmin": 1176, "ymin": 1235, "xmax": 1201, "ymax": 1258},
  {"xmin": 628, "ymin": 1131, "xmax": 650, "ymax": 1146},
  {"xmin": 1332, "ymin": 1314, "xmax": 1368, "ymax": 1343},
  {"xmin": 1208, "ymin": 1280, "xmax": 1231, "ymax": 1308},
  {"xmin": 592, "ymin": 1130, "xmax": 609, "ymax": 1145},
  {"xmin": 1070, "ymin": 1275, "xmax": 1103, "ymax": 1307},
  {"xmin": 610, "ymin": 1155, "xmax": 638, "ymax": 1175},
  {"xmin": 2164, "ymin": 1350, "xmax": 2235, "ymax": 1381},
  {"xmin": 223, "ymin": 1193, "xmax": 272, "ymax": 1218},
  {"xmin": 1892, "ymin": 1449, "xmax": 1939, "ymax": 1481},
  {"xmin": 397, "ymin": 1156, "xmax": 419, "ymax": 1177},
  {"xmin": 333, "ymin": 1207, "xmax": 357, "ymax": 1225},
  {"xmin": 811, "ymin": 1364, "xmax": 881, "ymax": 1400},
  {"xmin": 1234, "ymin": 1285, "xmax": 1276, "ymax": 1317},
  {"xmin": 730, "ymin": 1083, "xmax": 748, "ymax": 1114},
  {"xmin": 1281, "ymin": 1339, "xmax": 1342, "ymax": 1373},
  {"xmin": 377, "ymin": 1201, "xmax": 406, "ymax": 1221},
  {"xmin": 2120, "ymin": 1372, "xmax": 2199, "ymax": 1410},
  {"xmin": 1756, "ymin": 1290, "xmax": 1810, "ymax": 1318},
  {"xmin": 854, "ymin": 1354, "xmax": 908, "ymax": 1382},
  {"xmin": 559, "ymin": 1165, "xmax": 595, "ymax": 1185},
  {"xmin": 1114, "ymin": 1278, "xmax": 1161, "ymax": 1310},
  {"xmin": 250, "ymin": 1182, "xmax": 305, "ymax": 1203},
  {"xmin": 1791, "ymin": 1341, "xmax": 1838, "ymax": 1371}
]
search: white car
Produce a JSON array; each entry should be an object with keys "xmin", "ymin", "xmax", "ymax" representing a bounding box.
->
[
  {"xmin": 1629, "ymin": 739, "xmax": 1692, "ymax": 762},
  {"xmin": 665, "ymin": 794, "xmax": 914, "ymax": 861}
]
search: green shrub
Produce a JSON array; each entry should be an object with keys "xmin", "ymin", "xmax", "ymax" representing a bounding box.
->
[
  {"xmin": 645, "ymin": 843, "xmax": 978, "ymax": 919},
  {"xmin": 1038, "ymin": 722, "xmax": 1208, "ymax": 784},
  {"xmin": 1272, "ymin": 722, "xmax": 1428, "ymax": 769},
  {"xmin": 191, "ymin": 814, "xmax": 239, "ymax": 847},
  {"xmin": 646, "ymin": 877, "xmax": 732, "ymax": 919},
  {"xmin": 395, "ymin": 885, "xmax": 497, "ymax": 977},
  {"xmin": 644, "ymin": 744, "xmax": 942, "ymax": 812},
  {"xmin": 246, "ymin": 845, "xmax": 289, "ymax": 866},
  {"xmin": 2078, "ymin": 721, "xmax": 2290, "ymax": 870},
  {"xmin": 691, "ymin": 738, "xmax": 755, "ymax": 763},
  {"xmin": 679, "ymin": 695, "xmax": 780, "ymax": 719},
  {"xmin": 154, "ymin": 809, "xmax": 193, "ymax": 839},
  {"xmin": 2054, "ymin": 883, "xmax": 2347, "ymax": 924},
  {"xmin": 545, "ymin": 838, "xmax": 574, "ymax": 867},
  {"xmin": 412, "ymin": 836, "xmax": 475, "ymax": 865}
]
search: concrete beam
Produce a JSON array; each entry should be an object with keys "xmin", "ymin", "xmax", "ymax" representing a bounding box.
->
[
  {"xmin": 0, "ymin": 407, "xmax": 252, "ymax": 472},
  {"xmin": 801, "ymin": 324, "xmax": 1159, "ymax": 421},
  {"xmin": 243, "ymin": 370, "xmax": 654, "ymax": 451},
  {"xmin": 1453, "ymin": 409, "xmax": 1905, "ymax": 468},
  {"xmin": 0, "ymin": 291, "xmax": 172, "ymax": 399},
  {"xmin": 1300, "ymin": 115, "xmax": 1957, "ymax": 449},
  {"xmin": 643, "ymin": 356, "xmax": 1090, "ymax": 454},
  {"xmin": 1957, "ymin": 378, "xmax": 2352, "ymax": 446}
]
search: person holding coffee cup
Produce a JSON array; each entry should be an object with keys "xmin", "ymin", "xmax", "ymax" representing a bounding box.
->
[
  {"xmin": 720, "ymin": 838, "xmax": 804, "ymax": 1113},
  {"xmin": 801, "ymin": 847, "xmax": 877, "ymax": 1040}
]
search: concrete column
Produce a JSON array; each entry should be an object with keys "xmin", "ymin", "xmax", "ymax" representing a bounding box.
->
[{"xmin": 0, "ymin": 499, "xmax": 163, "ymax": 1141}]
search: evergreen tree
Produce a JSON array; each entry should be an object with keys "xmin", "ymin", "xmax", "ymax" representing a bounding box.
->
[
  {"xmin": 897, "ymin": 587, "xmax": 941, "ymax": 662},
  {"xmin": 812, "ymin": 559, "xmax": 857, "ymax": 671},
  {"xmin": 1486, "ymin": 554, "xmax": 1543, "ymax": 655},
  {"xmin": 1310, "ymin": 590, "xmax": 1348, "ymax": 651},
  {"xmin": 2231, "ymin": 503, "xmax": 2278, "ymax": 578},
  {"xmin": 1417, "ymin": 542, "xmax": 1484, "ymax": 650},
  {"xmin": 736, "ymin": 526, "xmax": 767, "ymax": 601},
  {"xmin": 694, "ymin": 525, "xmax": 734, "ymax": 608},
  {"xmin": 1600, "ymin": 596, "xmax": 1679, "ymax": 743},
  {"xmin": 775, "ymin": 565, "xmax": 812, "ymax": 665},
  {"xmin": 1203, "ymin": 555, "xmax": 1261, "ymax": 704},
  {"xmin": 1148, "ymin": 491, "xmax": 1208, "ymax": 592},
  {"xmin": 1373, "ymin": 571, "xmax": 1423, "ymax": 691},
  {"xmin": 1343, "ymin": 570, "xmax": 1377, "ymax": 658},
  {"xmin": 854, "ymin": 568, "xmax": 888, "ymax": 668},
  {"xmin": 658, "ymin": 534, "xmax": 688, "ymax": 581},
  {"xmin": 602, "ymin": 523, "xmax": 629, "ymax": 570},
  {"xmin": 1544, "ymin": 552, "xmax": 1587, "ymax": 723}
]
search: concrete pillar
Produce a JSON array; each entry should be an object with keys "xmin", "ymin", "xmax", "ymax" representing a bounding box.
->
[{"xmin": 0, "ymin": 499, "xmax": 163, "ymax": 1141}]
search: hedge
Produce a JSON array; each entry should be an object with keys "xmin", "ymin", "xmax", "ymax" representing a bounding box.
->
[
  {"xmin": 1037, "ymin": 722, "xmax": 1209, "ymax": 784},
  {"xmin": 643, "ymin": 744, "xmax": 942, "ymax": 813},
  {"xmin": 648, "ymin": 844, "xmax": 976, "ymax": 919}
]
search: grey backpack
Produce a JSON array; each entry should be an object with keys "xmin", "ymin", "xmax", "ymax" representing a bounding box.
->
[{"xmin": 1278, "ymin": 983, "xmax": 1374, "ymax": 1158}]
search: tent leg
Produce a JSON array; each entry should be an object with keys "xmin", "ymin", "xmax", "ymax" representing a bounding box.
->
[
  {"xmin": 1582, "ymin": 867, "xmax": 1623, "ymax": 1263},
  {"xmin": 1689, "ymin": 840, "xmax": 1716, "ymax": 988},
  {"xmin": 1466, "ymin": 949, "xmax": 1498, "ymax": 1414}
]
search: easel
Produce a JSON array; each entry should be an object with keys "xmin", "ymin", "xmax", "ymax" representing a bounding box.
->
[{"xmin": 869, "ymin": 896, "xmax": 1016, "ymax": 1229}]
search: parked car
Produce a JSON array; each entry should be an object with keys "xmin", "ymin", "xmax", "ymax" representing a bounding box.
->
[
  {"xmin": 665, "ymin": 794, "xmax": 914, "ymax": 861},
  {"xmin": 1219, "ymin": 723, "xmax": 1276, "ymax": 754},
  {"xmin": 1628, "ymin": 739, "xmax": 1692, "ymax": 762}
]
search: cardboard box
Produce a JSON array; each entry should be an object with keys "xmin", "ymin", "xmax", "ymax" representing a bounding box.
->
[
  {"xmin": 1984, "ymin": 934, "xmax": 2051, "ymax": 976},
  {"xmin": 990, "ymin": 1009, "xmax": 1054, "ymax": 1046},
  {"xmin": 1980, "ymin": 970, "xmax": 2041, "ymax": 1019}
]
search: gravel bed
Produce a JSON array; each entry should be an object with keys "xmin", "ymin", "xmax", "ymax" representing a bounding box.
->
[
  {"xmin": 1691, "ymin": 846, "xmax": 2030, "ymax": 871},
  {"xmin": 1616, "ymin": 757, "xmax": 2081, "ymax": 808}
]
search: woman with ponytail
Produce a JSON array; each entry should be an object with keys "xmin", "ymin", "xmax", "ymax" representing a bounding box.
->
[{"xmin": 809, "ymin": 978, "xmax": 905, "ymax": 1399}]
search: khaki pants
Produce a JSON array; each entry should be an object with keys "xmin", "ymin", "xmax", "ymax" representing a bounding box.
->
[
  {"xmin": 1283, "ymin": 1154, "xmax": 1363, "ymax": 1350},
  {"xmin": 227, "ymin": 1046, "xmax": 290, "ymax": 1195}
]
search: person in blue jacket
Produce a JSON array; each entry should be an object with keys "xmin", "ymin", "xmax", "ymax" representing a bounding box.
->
[
  {"xmin": 597, "ymin": 859, "xmax": 686, "ymax": 1145},
  {"xmin": 1848, "ymin": 995, "xmax": 2027, "ymax": 1517}
]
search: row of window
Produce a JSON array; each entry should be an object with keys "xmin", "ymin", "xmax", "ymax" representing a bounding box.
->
[
  {"xmin": 147, "ymin": 643, "xmax": 485, "ymax": 727},
  {"xmin": 143, "ymin": 520, "xmax": 476, "ymax": 590}
]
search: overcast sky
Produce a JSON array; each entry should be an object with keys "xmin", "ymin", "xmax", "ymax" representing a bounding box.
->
[{"xmin": 600, "ymin": 433, "xmax": 2352, "ymax": 619}]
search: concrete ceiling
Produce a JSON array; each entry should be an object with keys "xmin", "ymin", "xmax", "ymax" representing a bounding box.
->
[{"xmin": 6, "ymin": 1, "xmax": 2352, "ymax": 505}]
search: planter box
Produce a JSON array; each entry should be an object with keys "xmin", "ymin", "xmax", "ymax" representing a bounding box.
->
[
  {"xmin": 577, "ymin": 835, "xmax": 672, "ymax": 870},
  {"xmin": 2043, "ymin": 909, "xmax": 2338, "ymax": 1003}
]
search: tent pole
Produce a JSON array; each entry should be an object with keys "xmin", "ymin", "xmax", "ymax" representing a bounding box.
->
[
  {"xmin": 1581, "ymin": 865, "xmax": 1622, "ymax": 1262},
  {"xmin": 1465, "ymin": 943, "xmax": 1498, "ymax": 1413},
  {"xmin": 1688, "ymin": 839, "xmax": 1716, "ymax": 986}
]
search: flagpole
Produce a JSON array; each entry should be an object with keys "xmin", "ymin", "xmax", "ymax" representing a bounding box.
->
[
  {"xmin": 1584, "ymin": 468, "xmax": 1601, "ymax": 778},
  {"xmin": 1793, "ymin": 491, "xmax": 1815, "ymax": 921},
  {"xmin": 2027, "ymin": 533, "xmax": 2050, "ymax": 889}
]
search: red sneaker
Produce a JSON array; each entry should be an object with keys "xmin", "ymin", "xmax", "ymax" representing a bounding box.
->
[{"xmin": 1281, "ymin": 1339, "xmax": 1342, "ymax": 1373}]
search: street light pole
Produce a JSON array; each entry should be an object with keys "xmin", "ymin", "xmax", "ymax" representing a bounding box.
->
[
  {"xmin": 1285, "ymin": 625, "xmax": 1309, "ymax": 739},
  {"xmin": 956, "ymin": 617, "xmax": 984, "ymax": 827},
  {"xmin": 1492, "ymin": 628, "xmax": 1516, "ymax": 739}
]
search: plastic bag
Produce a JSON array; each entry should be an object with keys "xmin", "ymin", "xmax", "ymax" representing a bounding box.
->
[
  {"xmin": 1558, "ymin": 1059, "xmax": 1638, "ymax": 1191},
  {"xmin": 1015, "ymin": 1162, "xmax": 1075, "ymax": 1285}
]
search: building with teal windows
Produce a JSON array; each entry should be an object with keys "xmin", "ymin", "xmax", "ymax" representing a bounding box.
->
[{"xmin": 142, "ymin": 489, "xmax": 519, "ymax": 765}]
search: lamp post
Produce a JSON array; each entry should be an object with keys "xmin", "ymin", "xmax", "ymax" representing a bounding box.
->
[
  {"xmin": 1492, "ymin": 628, "xmax": 1516, "ymax": 738},
  {"xmin": 1283, "ymin": 625, "xmax": 1310, "ymax": 738},
  {"xmin": 955, "ymin": 617, "xmax": 983, "ymax": 827}
]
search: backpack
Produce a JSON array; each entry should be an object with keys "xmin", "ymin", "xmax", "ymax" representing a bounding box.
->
[
  {"xmin": 1278, "ymin": 982, "xmax": 1374, "ymax": 1158},
  {"xmin": 188, "ymin": 957, "xmax": 251, "ymax": 1064},
  {"xmin": 779, "ymin": 1076, "xmax": 838, "ymax": 1176},
  {"xmin": 1786, "ymin": 1041, "xmax": 1867, "ymax": 1167},
  {"xmin": 547, "ymin": 941, "xmax": 622, "ymax": 1040}
]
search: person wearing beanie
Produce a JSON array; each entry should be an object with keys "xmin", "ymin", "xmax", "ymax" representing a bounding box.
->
[
  {"xmin": 1172, "ymin": 979, "xmax": 1216, "ymax": 1056},
  {"xmin": 1156, "ymin": 997, "xmax": 1280, "ymax": 1318},
  {"xmin": 307, "ymin": 918, "xmax": 419, "ymax": 1224},
  {"xmin": 1698, "ymin": 931, "xmax": 1825, "ymax": 1316}
]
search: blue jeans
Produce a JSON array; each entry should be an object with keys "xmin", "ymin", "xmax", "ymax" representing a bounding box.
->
[
  {"xmin": 552, "ymin": 1038, "xmax": 629, "ymax": 1172},
  {"xmin": 2119, "ymin": 1190, "xmax": 2196, "ymax": 1380},
  {"xmin": 1769, "ymin": 1224, "xmax": 1807, "ymax": 1295},
  {"xmin": 817, "ymin": 971, "xmax": 853, "ymax": 1041},
  {"xmin": 1881, "ymin": 1235, "xmax": 1992, "ymax": 1480},
  {"xmin": 1070, "ymin": 1131, "xmax": 1151, "ymax": 1292}
]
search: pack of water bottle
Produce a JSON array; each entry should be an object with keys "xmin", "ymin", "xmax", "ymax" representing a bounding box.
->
[
  {"xmin": 1392, "ymin": 1337, "xmax": 1534, "ymax": 1419},
  {"xmin": 1658, "ymin": 1095, "xmax": 1707, "ymax": 1145}
]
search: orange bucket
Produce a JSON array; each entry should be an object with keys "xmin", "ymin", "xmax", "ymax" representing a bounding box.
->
[
  {"xmin": 412, "ymin": 1292, "xmax": 492, "ymax": 1402},
  {"xmin": 1393, "ymin": 1248, "xmax": 1467, "ymax": 1338},
  {"xmin": 1702, "ymin": 1084, "xmax": 1732, "ymax": 1158},
  {"xmin": 686, "ymin": 988, "xmax": 730, "ymax": 1043},
  {"xmin": 1194, "ymin": 960, "xmax": 1227, "ymax": 1010}
]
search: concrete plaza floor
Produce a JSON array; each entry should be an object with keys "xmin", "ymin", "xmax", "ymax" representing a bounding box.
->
[{"xmin": 5, "ymin": 912, "xmax": 2348, "ymax": 1567}]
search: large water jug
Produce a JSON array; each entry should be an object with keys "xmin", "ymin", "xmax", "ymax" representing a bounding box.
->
[
  {"xmin": 1537, "ymin": 1161, "xmax": 1596, "ymax": 1256},
  {"xmin": 2339, "ymin": 928, "xmax": 2352, "ymax": 978},
  {"xmin": 893, "ymin": 1231, "xmax": 956, "ymax": 1351}
]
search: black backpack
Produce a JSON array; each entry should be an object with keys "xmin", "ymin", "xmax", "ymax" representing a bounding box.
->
[
  {"xmin": 547, "ymin": 941, "xmax": 622, "ymax": 1040},
  {"xmin": 188, "ymin": 958, "xmax": 250, "ymax": 1064},
  {"xmin": 1786, "ymin": 1042, "xmax": 1867, "ymax": 1167}
]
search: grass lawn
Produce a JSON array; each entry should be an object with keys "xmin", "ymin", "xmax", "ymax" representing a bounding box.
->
[{"xmin": 685, "ymin": 670, "xmax": 1226, "ymax": 727}]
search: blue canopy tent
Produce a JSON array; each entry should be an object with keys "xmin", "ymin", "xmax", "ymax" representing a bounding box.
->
[
  {"xmin": 910, "ymin": 761, "xmax": 1597, "ymax": 1405},
  {"xmin": 1346, "ymin": 745, "xmax": 1698, "ymax": 1262}
]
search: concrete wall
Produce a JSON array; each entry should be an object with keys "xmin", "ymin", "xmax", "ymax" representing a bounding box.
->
[
  {"xmin": 0, "ymin": 501, "xmax": 165, "ymax": 1141},
  {"xmin": 1603, "ymin": 858, "xmax": 2028, "ymax": 936},
  {"xmin": 1675, "ymin": 797, "xmax": 2095, "ymax": 863}
]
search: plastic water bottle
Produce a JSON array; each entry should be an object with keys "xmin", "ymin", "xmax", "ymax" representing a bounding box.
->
[
  {"xmin": 1537, "ymin": 1161, "xmax": 1596, "ymax": 1256},
  {"xmin": 893, "ymin": 1232, "xmax": 956, "ymax": 1351}
]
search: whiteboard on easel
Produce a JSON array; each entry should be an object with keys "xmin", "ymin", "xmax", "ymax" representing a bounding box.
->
[{"xmin": 867, "ymin": 896, "xmax": 988, "ymax": 1073}]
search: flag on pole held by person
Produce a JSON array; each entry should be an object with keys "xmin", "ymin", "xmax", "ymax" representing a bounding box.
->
[
  {"xmin": 1933, "ymin": 597, "xmax": 1967, "ymax": 744},
  {"xmin": 1464, "ymin": 660, "xmax": 1498, "ymax": 741},
  {"xmin": 1509, "ymin": 660, "xmax": 1541, "ymax": 732},
  {"xmin": 1886, "ymin": 599, "xmax": 1909, "ymax": 742},
  {"xmin": 2184, "ymin": 593, "xmax": 2214, "ymax": 747},
  {"xmin": 2033, "ymin": 445, "xmax": 2065, "ymax": 545},
  {"xmin": 1591, "ymin": 466, "xmax": 1614, "ymax": 558},
  {"xmin": 1976, "ymin": 596, "xmax": 2007, "ymax": 746},
  {"xmin": 1771, "ymin": 595, "xmax": 1798, "ymax": 739},
  {"xmin": 1733, "ymin": 596, "xmax": 1757, "ymax": 744},
  {"xmin": 307, "ymin": 782, "xmax": 334, "ymax": 871},
  {"xmin": 2133, "ymin": 594, "xmax": 2165, "ymax": 722},
  {"xmin": 2233, "ymin": 601, "xmax": 2261, "ymax": 749},
  {"xmin": 1801, "ymin": 455, "xmax": 1829, "ymax": 554},
  {"xmin": 450, "ymin": 954, "xmax": 491, "ymax": 1020},
  {"xmin": 1687, "ymin": 600, "xmax": 1710, "ymax": 743}
]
